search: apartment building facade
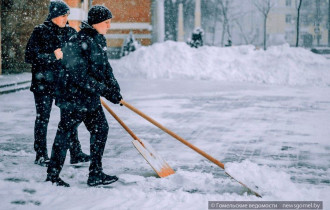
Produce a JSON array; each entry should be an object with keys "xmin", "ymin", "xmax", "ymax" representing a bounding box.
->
[
  {"xmin": 185, "ymin": 0, "xmax": 329, "ymax": 47},
  {"xmin": 268, "ymin": 0, "xmax": 329, "ymax": 47}
]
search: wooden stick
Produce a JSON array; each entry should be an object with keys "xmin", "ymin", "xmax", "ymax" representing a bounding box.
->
[
  {"xmin": 100, "ymin": 98, "xmax": 144, "ymax": 147},
  {"xmin": 120, "ymin": 99, "xmax": 262, "ymax": 198},
  {"xmin": 120, "ymin": 99, "xmax": 224, "ymax": 169},
  {"xmin": 101, "ymin": 98, "xmax": 175, "ymax": 178}
]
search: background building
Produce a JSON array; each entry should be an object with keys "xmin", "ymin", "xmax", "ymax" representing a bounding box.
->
[
  {"xmin": 164, "ymin": 0, "xmax": 329, "ymax": 48},
  {"xmin": 0, "ymin": 0, "xmax": 164, "ymax": 73},
  {"xmin": 93, "ymin": 0, "xmax": 153, "ymax": 58},
  {"xmin": 1, "ymin": 0, "xmax": 329, "ymax": 74},
  {"xmin": 267, "ymin": 0, "xmax": 329, "ymax": 47},
  {"xmin": 66, "ymin": 0, "xmax": 165, "ymax": 58},
  {"xmin": 66, "ymin": 0, "xmax": 89, "ymax": 31}
]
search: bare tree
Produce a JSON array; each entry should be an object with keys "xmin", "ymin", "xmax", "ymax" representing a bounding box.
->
[
  {"xmin": 329, "ymin": 0, "xmax": 330, "ymax": 47},
  {"xmin": 231, "ymin": 2, "xmax": 260, "ymax": 45},
  {"xmin": 0, "ymin": 0, "xmax": 2, "ymax": 75},
  {"xmin": 213, "ymin": 0, "xmax": 241, "ymax": 46},
  {"xmin": 254, "ymin": 0, "xmax": 275, "ymax": 50},
  {"xmin": 234, "ymin": 19, "xmax": 259, "ymax": 45},
  {"xmin": 315, "ymin": 0, "xmax": 322, "ymax": 46},
  {"xmin": 209, "ymin": 0, "xmax": 231, "ymax": 46},
  {"xmin": 219, "ymin": 0, "xmax": 230, "ymax": 47},
  {"xmin": 296, "ymin": 0, "xmax": 303, "ymax": 47},
  {"xmin": 212, "ymin": 1, "xmax": 220, "ymax": 45}
]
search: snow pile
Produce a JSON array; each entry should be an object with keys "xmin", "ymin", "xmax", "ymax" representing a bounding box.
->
[
  {"xmin": 224, "ymin": 160, "xmax": 330, "ymax": 200},
  {"xmin": 112, "ymin": 41, "xmax": 330, "ymax": 86},
  {"xmin": 225, "ymin": 160, "xmax": 299, "ymax": 198}
]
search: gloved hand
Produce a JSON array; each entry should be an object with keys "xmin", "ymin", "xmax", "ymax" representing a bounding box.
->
[{"xmin": 108, "ymin": 91, "xmax": 122, "ymax": 104}]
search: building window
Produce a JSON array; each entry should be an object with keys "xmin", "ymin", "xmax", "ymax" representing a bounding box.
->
[
  {"xmin": 302, "ymin": 1, "xmax": 311, "ymax": 7},
  {"xmin": 314, "ymin": 34, "xmax": 322, "ymax": 40},
  {"xmin": 301, "ymin": 15, "xmax": 309, "ymax": 26},
  {"xmin": 286, "ymin": 0, "xmax": 292, "ymax": 6},
  {"xmin": 286, "ymin": 14, "xmax": 292, "ymax": 23},
  {"xmin": 285, "ymin": 31, "xmax": 294, "ymax": 41}
]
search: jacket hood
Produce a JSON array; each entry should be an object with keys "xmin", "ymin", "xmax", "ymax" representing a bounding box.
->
[
  {"xmin": 80, "ymin": 21, "xmax": 104, "ymax": 38},
  {"xmin": 80, "ymin": 21, "xmax": 97, "ymax": 33}
]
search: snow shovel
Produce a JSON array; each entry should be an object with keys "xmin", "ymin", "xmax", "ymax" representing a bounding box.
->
[
  {"xmin": 120, "ymin": 99, "xmax": 262, "ymax": 198},
  {"xmin": 100, "ymin": 98, "xmax": 175, "ymax": 178}
]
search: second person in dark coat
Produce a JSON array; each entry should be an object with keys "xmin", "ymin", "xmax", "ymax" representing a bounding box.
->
[
  {"xmin": 25, "ymin": 0, "xmax": 90, "ymax": 167},
  {"xmin": 47, "ymin": 5, "xmax": 122, "ymax": 187}
]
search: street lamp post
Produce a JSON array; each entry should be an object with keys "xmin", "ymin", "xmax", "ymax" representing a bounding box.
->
[
  {"xmin": 178, "ymin": 2, "xmax": 184, "ymax": 41},
  {"xmin": 195, "ymin": 0, "xmax": 201, "ymax": 28}
]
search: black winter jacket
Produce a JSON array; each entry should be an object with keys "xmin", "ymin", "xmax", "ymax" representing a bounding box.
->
[
  {"xmin": 56, "ymin": 22, "xmax": 121, "ymax": 110},
  {"xmin": 25, "ymin": 21, "xmax": 77, "ymax": 95}
]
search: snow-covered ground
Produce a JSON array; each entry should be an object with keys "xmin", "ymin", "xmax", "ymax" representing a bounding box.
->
[{"xmin": 1, "ymin": 43, "xmax": 330, "ymax": 209}]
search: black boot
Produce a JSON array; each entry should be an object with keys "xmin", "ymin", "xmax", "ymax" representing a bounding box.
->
[
  {"xmin": 45, "ymin": 174, "xmax": 70, "ymax": 187},
  {"xmin": 87, "ymin": 171, "xmax": 118, "ymax": 187},
  {"xmin": 70, "ymin": 152, "xmax": 90, "ymax": 164},
  {"xmin": 35, "ymin": 153, "xmax": 50, "ymax": 167}
]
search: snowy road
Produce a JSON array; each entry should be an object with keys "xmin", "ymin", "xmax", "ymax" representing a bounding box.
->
[{"xmin": 0, "ymin": 79, "xmax": 329, "ymax": 209}]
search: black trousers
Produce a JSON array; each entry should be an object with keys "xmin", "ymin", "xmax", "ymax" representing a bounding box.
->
[
  {"xmin": 47, "ymin": 105, "xmax": 109, "ymax": 177},
  {"xmin": 33, "ymin": 93, "xmax": 82, "ymax": 157}
]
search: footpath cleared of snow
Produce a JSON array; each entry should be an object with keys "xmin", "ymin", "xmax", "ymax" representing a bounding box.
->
[
  {"xmin": 0, "ymin": 42, "xmax": 329, "ymax": 209},
  {"xmin": 112, "ymin": 41, "xmax": 330, "ymax": 86},
  {"xmin": 1, "ymin": 80, "xmax": 330, "ymax": 209}
]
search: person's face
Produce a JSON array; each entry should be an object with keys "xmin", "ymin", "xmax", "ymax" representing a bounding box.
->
[
  {"xmin": 52, "ymin": 13, "xmax": 69, "ymax": 28},
  {"xmin": 92, "ymin": 19, "xmax": 111, "ymax": 35}
]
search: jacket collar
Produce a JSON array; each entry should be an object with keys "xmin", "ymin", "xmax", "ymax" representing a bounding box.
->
[
  {"xmin": 80, "ymin": 21, "xmax": 106, "ymax": 41},
  {"xmin": 43, "ymin": 20, "xmax": 70, "ymax": 31},
  {"xmin": 80, "ymin": 21, "xmax": 98, "ymax": 35}
]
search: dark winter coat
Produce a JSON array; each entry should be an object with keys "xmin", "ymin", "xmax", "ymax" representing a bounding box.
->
[
  {"xmin": 25, "ymin": 21, "xmax": 77, "ymax": 95},
  {"xmin": 56, "ymin": 22, "xmax": 121, "ymax": 111}
]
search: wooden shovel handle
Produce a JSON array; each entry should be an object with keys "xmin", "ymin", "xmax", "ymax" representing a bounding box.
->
[
  {"xmin": 100, "ymin": 98, "xmax": 144, "ymax": 146},
  {"xmin": 120, "ymin": 99, "xmax": 262, "ymax": 197},
  {"xmin": 120, "ymin": 99, "xmax": 225, "ymax": 169}
]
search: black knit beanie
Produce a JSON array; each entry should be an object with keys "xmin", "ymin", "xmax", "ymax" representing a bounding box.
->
[
  {"xmin": 47, "ymin": 0, "xmax": 70, "ymax": 21},
  {"xmin": 88, "ymin": 5, "xmax": 112, "ymax": 25}
]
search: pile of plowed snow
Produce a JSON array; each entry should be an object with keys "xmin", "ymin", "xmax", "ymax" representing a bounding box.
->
[{"xmin": 111, "ymin": 41, "xmax": 330, "ymax": 86}]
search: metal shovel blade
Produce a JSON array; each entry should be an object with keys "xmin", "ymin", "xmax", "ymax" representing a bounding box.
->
[{"xmin": 132, "ymin": 139, "xmax": 175, "ymax": 178}]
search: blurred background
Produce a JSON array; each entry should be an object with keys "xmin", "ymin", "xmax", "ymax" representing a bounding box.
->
[{"xmin": 1, "ymin": 0, "xmax": 330, "ymax": 74}]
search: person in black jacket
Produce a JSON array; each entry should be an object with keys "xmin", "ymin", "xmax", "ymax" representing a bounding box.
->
[
  {"xmin": 25, "ymin": 0, "xmax": 90, "ymax": 167},
  {"xmin": 46, "ymin": 5, "xmax": 122, "ymax": 187}
]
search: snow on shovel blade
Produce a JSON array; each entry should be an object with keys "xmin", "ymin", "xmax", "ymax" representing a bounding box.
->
[
  {"xmin": 100, "ymin": 98, "xmax": 175, "ymax": 178},
  {"xmin": 132, "ymin": 140, "xmax": 175, "ymax": 178}
]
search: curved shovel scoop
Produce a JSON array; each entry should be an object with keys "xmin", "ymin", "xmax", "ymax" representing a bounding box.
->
[{"xmin": 101, "ymin": 99, "xmax": 175, "ymax": 178}]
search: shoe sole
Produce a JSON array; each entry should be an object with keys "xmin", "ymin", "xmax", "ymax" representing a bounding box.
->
[
  {"xmin": 34, "ymin": 161, "xmax": 49, "ymax": 167},
  {"xmin": 45, "ymin": 178, "xmax": 70, "ymax": 187},
  {"xmin": 87, "ymin": 178, "xmax": 118, "ymax": 187},
  {"xmin": 46, "ymin": 182, "xmax": 70, "ymax": 187},
  {"xmin": 70, "ymin": 159, "xmax": 90, "ymax": 165},
  {"xmin": 70, "ymin": 161, "xmax": 89, "ymax": 166}
]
